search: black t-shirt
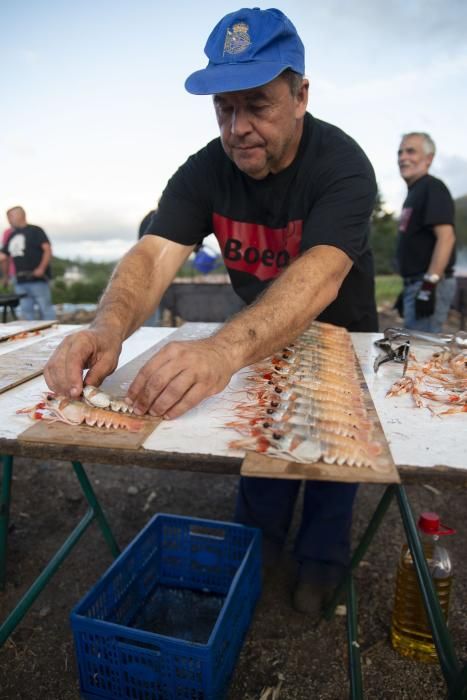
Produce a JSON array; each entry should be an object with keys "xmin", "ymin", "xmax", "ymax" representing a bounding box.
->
[
  {"xmin": 147, "ymin": 112, "xmax": 378, "ymax": 331},
  {"xmin": 138, "ymin": 210, "xmax": 156, "ymax": 239},
  {"xmin": 396, "ymin": 174, "xmax": 456, "ymax": 278},
  {"xmin": 2, "ymin": 225, "xmax": 52, "ymax": 280}
]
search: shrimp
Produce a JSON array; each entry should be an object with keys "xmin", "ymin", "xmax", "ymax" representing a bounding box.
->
[
  {"xmin": 229, "ymin": 429, "xmax": 380, "ymax": 468},
  {"xmin": 82, "ymin": 385, "xmax": 134, "ymax": 413},
  {"xmin": 17, "ymin": 394, "xmax": 145, "ymax": 432},
  {"xmin": 450, "ymin": 353, "xmax": 467, "ymax": 379},
  {"xmin": 228, "ymin": 320, "xmax": 382, "ymax": 468},
  {"xmin": 228, "ymin": 415, "xmax": 370, "ymax": 442},
  {"xmin": 438, "ymin": 404, "xmax": 467, "ymax": 416},
  {"xmin": 387, "ymin": 348, "xmax": 467, "ymax": 414}
]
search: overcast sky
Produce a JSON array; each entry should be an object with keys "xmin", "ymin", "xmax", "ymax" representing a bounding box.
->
[{"xmin": 1, "ymin": 0, "xmax": 466, "ymax": 261}]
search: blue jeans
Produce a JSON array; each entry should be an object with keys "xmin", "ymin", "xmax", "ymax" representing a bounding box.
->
[
  {"xmin": 403, "ymin": 277, "xmax": 457, "ymax": 333},
  {"xmin": 15, "ymin": 281, "xmax": 56, "ymax": 321},
  {"xmin": 235, "ymin": 477, "xmax": 358, "ymax": 584}
]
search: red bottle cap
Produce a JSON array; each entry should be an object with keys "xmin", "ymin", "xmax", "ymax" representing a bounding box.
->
[{"xmin": 418, "ymin": 512, "xmax": 456, "ymax": 536}]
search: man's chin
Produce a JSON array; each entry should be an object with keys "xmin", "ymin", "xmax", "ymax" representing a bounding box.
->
[{"xmin": 233, "ymin": 157, "xmax": 268, "ymax": 179}]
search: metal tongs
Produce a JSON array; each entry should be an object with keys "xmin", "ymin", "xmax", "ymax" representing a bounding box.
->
[
  {"xmin": 382, "ymin": 327, "xmax": 467, "ymax": 349},
  {"xmin": 373, "ymin": 327, "xmax": 467, "ymax": 373}
]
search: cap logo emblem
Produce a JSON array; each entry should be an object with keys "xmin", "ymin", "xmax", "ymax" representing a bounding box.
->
[{"xmin": 223, "ymin": 22, "xmax": 251, "ymax": 55}]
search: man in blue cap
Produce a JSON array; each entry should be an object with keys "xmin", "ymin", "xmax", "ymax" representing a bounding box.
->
[{"xmin": 45, "ymin": 8, "xmax": 378, "ymax": 616}]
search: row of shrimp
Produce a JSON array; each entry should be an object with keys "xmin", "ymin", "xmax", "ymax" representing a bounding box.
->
[
  {"xmin": 17, "ymin": 385, "xmax": 146, "ymax": 432},
  {"xmin": 228, "ymin": 321, "xmax": 383, "ymax": 470},
  {"xmin": 387, "ymin": 348, "xmax": 467, "ymax": 415}
]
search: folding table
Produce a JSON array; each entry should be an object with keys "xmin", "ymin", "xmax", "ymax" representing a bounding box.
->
[{"xmin": 0, "ymin": 324, "xmax": 466, "ymax": 698}]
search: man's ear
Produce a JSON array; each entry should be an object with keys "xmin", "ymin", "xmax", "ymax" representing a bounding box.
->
[{"xmin": 295, "ymin": 78, "xmax": 309, "ymax": 118}]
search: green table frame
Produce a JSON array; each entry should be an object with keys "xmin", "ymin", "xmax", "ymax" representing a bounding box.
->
[
  {"xmin": 1, "ymin": 454, "xmax": 466, "ymax": 698},
  {"xmin": 0, "ymin": 454, "xmax": 120, "ymax": 646},
  {"xmin": 324, "ymin": 483, "xmax": 467, "ymax": 699}
]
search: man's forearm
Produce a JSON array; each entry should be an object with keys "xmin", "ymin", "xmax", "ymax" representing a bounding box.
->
[
  {"xmin": 213, "ymin": 245, "xmax": 352, "ymax": 371},
  {"xmin": 428, "ymin": 225, "xmax": 456, "ymax": 277},
  {"xmin": 36, "ymin": 248, "xmax": 52, "ymax": 274},
  {"xmin": 91, "ymin": 244, "xmax": 161, "ymax": 341},
  {"xmin": 91, "ymin": 236, "xmax": 194, "ymax": 342}
]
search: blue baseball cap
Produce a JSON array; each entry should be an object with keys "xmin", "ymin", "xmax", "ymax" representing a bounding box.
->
[{"xmin": 185, "ymin": 7, "xmax": 305, "ymax": 95}]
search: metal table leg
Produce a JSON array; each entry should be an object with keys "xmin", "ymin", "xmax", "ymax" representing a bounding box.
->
[
  {"xmin": 71, "ymin": 460, "xmax": 120, "ymax": 558},
  {"xmin": 396, "ymin": 485, "xmax": 461, "ymax": 689},
  {"xmin": 0, "ymin": 458, "xmax": 120, "ymax": 647},
  {"xmin": 346, "ymin": 576, "xmax": 363, "ymax": 700},
  {"xmin": 324, "ymin": 484, "xmax": 397, "ymax": 618},
  {"xmin": 324, "ymin": 483, "xmax": 466, "ymax": 698}
]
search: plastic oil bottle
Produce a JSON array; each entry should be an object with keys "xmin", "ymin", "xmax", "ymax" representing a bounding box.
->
[{"xmin": 391, "ymin": 511, "xmax": 455, "ymax": 663}]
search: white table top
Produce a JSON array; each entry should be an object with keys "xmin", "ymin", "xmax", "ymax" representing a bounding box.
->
[
  {"xmin": 352, "ymin": 333, "xmax": 466, "ymax": 471},
  {"xmin": 0, "ymin": 324, "xmax": 465, "ymax": 472}
]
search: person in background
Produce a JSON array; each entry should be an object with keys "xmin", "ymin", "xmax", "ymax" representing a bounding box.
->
[
  {"xmin": 138, "ymin": 209, "xmax": 161, "ymax": 326},
  {"xmin": 0, "ymin": 206, "xmax": 56, "ymax": 320},
  {"xmin": 44, "ymin": 8, "xmax": 378, "ymax": 617},
  {"xmin": 396, "ymin": 132, "xmax": 456, "ymax": 332},
  {"xmin": 1, "ymin": 227, "xmax": 15, "ymax": 288}
]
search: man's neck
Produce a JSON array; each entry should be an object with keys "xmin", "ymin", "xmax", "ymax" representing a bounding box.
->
[{"xmin": 405, "ymin": 172, "xmax": 428, "ymax": 188}]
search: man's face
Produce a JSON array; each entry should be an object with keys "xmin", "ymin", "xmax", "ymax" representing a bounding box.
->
[
  {"xmin": 398, "ymin": 135, "xmax": 433, "ymax": 186},
  {"xmin": 7, "ymin": 208, "xmax": 26, "ymax": 228},
  {"xmin": 213, "ymin": 75, "xmax": 308, "ymax": 180}
]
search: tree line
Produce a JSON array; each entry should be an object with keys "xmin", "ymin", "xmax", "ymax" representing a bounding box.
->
[{"xmin": 49, "ymin": 192, "xmax": 467, "ymax": 304}]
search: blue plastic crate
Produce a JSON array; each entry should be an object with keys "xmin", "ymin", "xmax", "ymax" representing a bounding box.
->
[{"xmin": 71, "ymin": 513, "xmax": 261, "ymax": 700}]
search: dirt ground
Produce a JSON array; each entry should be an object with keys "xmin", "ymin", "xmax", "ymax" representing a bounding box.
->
[{"xmin": 1, "ymin": 307, "xmax": 466, "ymax": 700}]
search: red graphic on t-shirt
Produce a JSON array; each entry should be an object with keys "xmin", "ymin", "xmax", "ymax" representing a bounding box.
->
[
  {"xmin": 399, "ymin": 207, "xmax": 413, "ymax": 233},
  {"xmin": 212, "ymin": 213, "xmax": 303, "ymax": 281}
]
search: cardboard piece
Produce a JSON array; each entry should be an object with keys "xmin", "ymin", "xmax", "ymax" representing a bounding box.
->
[
  {"xmin": 0, "ymin": 329, "xmax": 73, "ymax": 394},
  {"xmin": 0, "ymin": 320, "xmax": 56, "ymax": 342}
]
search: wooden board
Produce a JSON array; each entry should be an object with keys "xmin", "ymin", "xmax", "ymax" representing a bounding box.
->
[
  {"xmin": 241, "ymin": 333, "xmax": 399, "ymax": 484},
  {"xmin": 0, "ymin": 329, "xmax": 74, "ymax": 394},
  {"xmin": 18, "ymin": 414, "xmax": 160, "ymax": 450},
  {"xmin": 241, "ymin": 447, "xmax": 399, "ymax": 484},
  {"xmin": 17, "ymin": 323, "xmax": 216, "ymax": 449},
  {"xmin": 0, "ymin": 320, "xmax": 56, "ymax": 342}
]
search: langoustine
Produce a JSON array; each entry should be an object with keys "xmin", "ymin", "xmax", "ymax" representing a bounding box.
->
[
  {"xmin": 17, "ymin": 393, "xmax": 145, "ymax": 432},
  {"xmin": 227, "ymin": 321, "xmax": 382, "ymax": 469},
  {"xmin": 82, "ymin": 385, "xmax": 133, "ymax": 413},
  {"xmin": 386, "ymin": 348, "xmax": 467, "ymax": 415}
]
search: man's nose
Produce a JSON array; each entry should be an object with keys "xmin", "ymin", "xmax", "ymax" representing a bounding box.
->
[{"xmin": 231, "ymin": 108, "xmax": 252, "ymax": 136}]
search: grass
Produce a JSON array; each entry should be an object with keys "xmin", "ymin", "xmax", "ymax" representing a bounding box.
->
[
  {"xmin": 375, "ymin": 275, "xmax": 402, "ymax": 306},
  {"xmin": 5, "ymin": 272, "xmax": 403, "ymax": 308}
]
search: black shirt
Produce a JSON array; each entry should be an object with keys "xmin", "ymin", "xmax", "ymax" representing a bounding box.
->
[
  {"xmin": 138, "ymin": 210, "xmax": 156, "ymax": 239},
  {"xmin": 147, "ymin": 112, "xmax": 378, "ymax": 331},
  {"xmin": 396, "ymin": 174, "xmax": 456, "ymax": 278},
  {"xmin": 2, "ymin": 225, "xmax": 52, "ymax": 280}
]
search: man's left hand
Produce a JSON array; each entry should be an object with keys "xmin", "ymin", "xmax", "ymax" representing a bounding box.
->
[
  {"xmin": 415, "ymin": 280, "xmax": 436, "ymax": 318},
  {"xmin": 126, "ymin": 338, "xmax": 235, "ymax": 419}
]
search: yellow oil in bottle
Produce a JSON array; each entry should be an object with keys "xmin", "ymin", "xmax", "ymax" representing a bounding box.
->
[{"xmin": 391, "ymin": 543, "xmax": 453, "ymax": 663}]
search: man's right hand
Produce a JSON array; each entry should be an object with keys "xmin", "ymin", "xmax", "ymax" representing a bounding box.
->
[
  {"xmin": 43, "ymin": 328, "xmax": 122, "ymax": 398},
  {"xmin": 415, "ymin": 280, "xmax": 437, "ymax": 319}
]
